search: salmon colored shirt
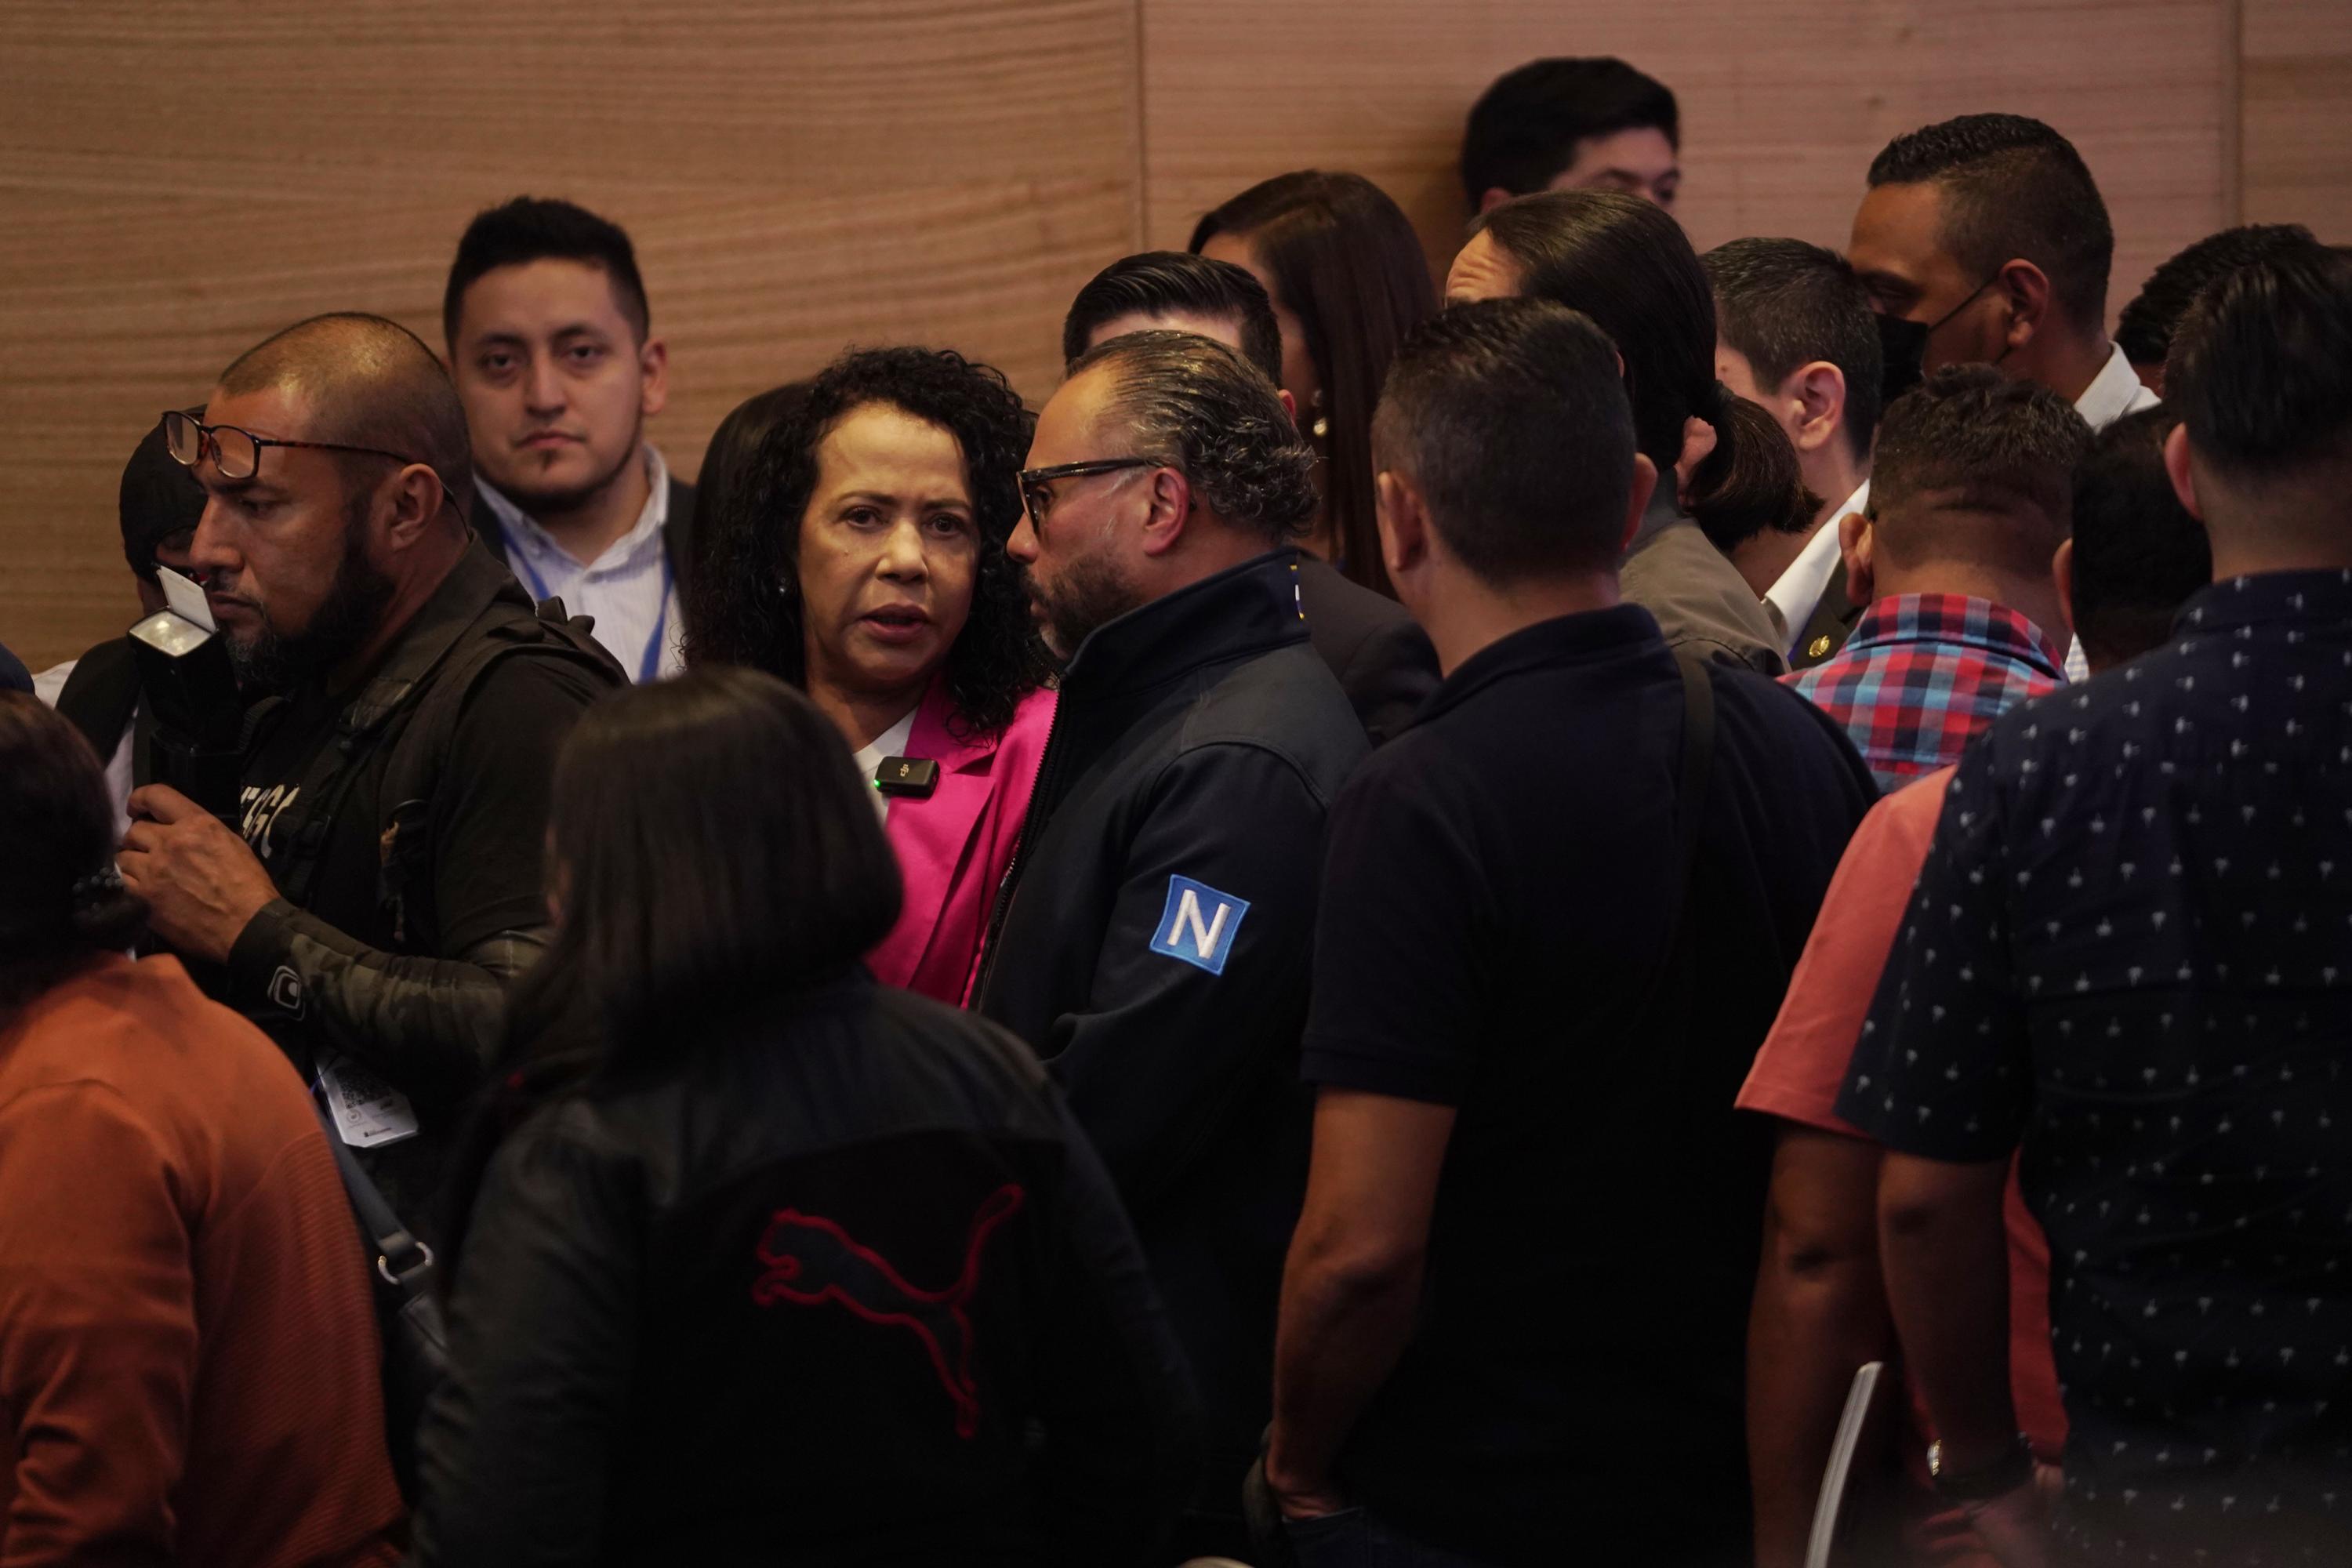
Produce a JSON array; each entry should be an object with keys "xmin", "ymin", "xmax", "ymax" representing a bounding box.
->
[
  {"xmin": 0, "ymin": 955, "xmax": 402, "ymax": 1568},
  {"xmin": 1737, "ymin": 769, "xmax": 2065, "ymax": 1555}
]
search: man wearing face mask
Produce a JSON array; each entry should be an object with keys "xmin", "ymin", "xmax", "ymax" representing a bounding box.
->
[
  {"xmin": 115, "ymin": 313, "xmax": 622, "ymax": 1229},
  {"xmin": 1852, "ymin": 114, "xmax": 2158, "ymax": 681},
  {"xmin": 1851, "ymin": 114, "xmax": 2158, "ymax": 435}
]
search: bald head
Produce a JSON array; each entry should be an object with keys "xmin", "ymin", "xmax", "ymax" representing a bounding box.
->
[{"xmin": 218, "ymin": 312, "xmax": 475, "ymax": 523}]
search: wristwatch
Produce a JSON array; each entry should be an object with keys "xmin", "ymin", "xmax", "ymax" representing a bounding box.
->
[{"xmin": 1927, "ymin": 1433, "xmax": 2036, "ymax": 1501}]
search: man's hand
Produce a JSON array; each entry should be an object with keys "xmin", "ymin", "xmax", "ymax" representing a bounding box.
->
[
  {"xmin": 118, "ymin": 784, "xmax": 278, "ymax": 963},
  {"xmin": 1264, "ymin": 1455, "xmax": 1352, "ymax": 1523},
  {"xmin": 1960, "ymin": 1460, "xmax": 2063, "ymax": 1568}
]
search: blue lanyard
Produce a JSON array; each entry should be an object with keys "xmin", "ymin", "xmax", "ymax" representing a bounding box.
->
[{"xmin": 512, "ymin": 546, "xmax": 673, "ymax": 683}]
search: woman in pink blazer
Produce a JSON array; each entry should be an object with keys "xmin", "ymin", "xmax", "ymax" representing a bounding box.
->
[{"xmin": 688, "ymin": 352, "xmax": 1056, "ymax": 1004}]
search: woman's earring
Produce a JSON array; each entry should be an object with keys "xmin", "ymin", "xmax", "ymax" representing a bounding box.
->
[{"xmin": 1308, "ymin": 394, "xmax": 1329, "ymax": 442}]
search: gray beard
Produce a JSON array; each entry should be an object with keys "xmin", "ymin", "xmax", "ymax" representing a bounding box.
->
[{"xmin": 1028, "ymin": 553, "xmax": 1141, "ymax": 663}]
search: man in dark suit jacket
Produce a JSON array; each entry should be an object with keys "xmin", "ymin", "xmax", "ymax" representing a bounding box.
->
[
  {"xmin": 443, "ymin": 197, "xmax": 694, "ymax": 682},
  {"xmin": 1062, "ymin": 251, "xmax": 1441, "ymax": 742}
]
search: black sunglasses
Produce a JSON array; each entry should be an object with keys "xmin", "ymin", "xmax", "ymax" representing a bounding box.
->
[{"xmin": 1017, "ymin": 457, "xmax": 1163, "ymax": 532}]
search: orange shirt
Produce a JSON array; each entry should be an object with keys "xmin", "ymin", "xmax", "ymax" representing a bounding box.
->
[
  {"xmin": 1737, "ymin": 770, "xmax": 2065, "ymax": 1529},
  {"xmin": 0, "ymin": 955, "xmax": 401, "ymax": 1568}
]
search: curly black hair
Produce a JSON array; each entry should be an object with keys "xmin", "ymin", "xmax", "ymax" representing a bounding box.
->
[{"xmin": 684, "ymin": 347, "xmax": 1053, "ymax": 737}]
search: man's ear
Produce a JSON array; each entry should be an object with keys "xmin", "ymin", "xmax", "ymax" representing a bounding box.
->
[
  {"xmin": 638, "ymin": 335, "xmax": 670, "ymax": 419},
  {"xmin": 2163, "ymin": 422, "xmax": 2203, "ymax": 520},
  {"xmin": 1278, "ymin": 387, "xmax": 1299, "ymax": 427},
  {"xmin": 1375, "ymin": 468, "xmax": 1430, "ymax": 580},
  {"xmin": 1478, "ymin": 187, "xmax": 1516, "ymax": 216},
  {"xmin": 1785, "ymin": 361, "xmax": 1847, "ymax": 456},
  {"xmin": 380, "ymin": 465, "xmax": 448, "ymax": 554},
  {"xmin": 1838, "ymin": 508, "xmax": 1876, "ymax": 608},
  {"xmin": 1998, "ymin": 259, "xmax": 2053, "ymax": 354},
  {"xmin": 2051, "ymin": 536, "xmax": 2080, "ymax": 641},
  {"xmin": 1620, "ymin": 453, "xmax": 1660, "ymax": 554},
  {"xmin": 1136, "ymin": 466, "xmax": 1193, "ymax": 559}
]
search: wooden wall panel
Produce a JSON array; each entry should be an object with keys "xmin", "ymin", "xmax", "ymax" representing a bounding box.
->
[
  {"xmin": 2242, "ymin": 0, "xmax": 2352, "ymax": 238},
  {"xmin": 1141, "ymin": 0, "xmax": 2233, "ymax": 336},
  {"xmin": 5, "ymin": 0, "xmax": 2324, "ymax": 673},
  {"xmin": 0, "ymin": 0, "xmax": 1140, "ymax": 669}
]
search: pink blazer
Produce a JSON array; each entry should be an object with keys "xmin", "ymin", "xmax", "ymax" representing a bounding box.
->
[{"xmin": 867, "ymin": 678, "xmax": 1058, "ymax": 1006}]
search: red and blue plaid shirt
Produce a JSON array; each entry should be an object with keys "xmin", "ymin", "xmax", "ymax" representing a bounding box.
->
[{"xmin": 1783, "ymin": 593, "xmax": 2066, "ymax": 792}]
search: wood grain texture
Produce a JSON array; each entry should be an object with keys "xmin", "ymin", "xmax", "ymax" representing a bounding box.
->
[
  {"xmin": 3, "ymin": 0, "xmax": 2318, "ymax": 670},
  {"xmin": 1141, "ymin": 0, "xmax": 2233, "ymax": 336},
  {"xmin": 0, "ymin": 0, "xmax": 1139, "ymax": 668},
  {"xmin": 2242, "ymin": 0, "xmax": 2352, "ymax": 237}
]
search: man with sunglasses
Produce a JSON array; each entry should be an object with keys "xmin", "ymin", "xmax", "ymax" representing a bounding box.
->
[
  {"xmin": 115, "ymin": 312, "xmax": 621, "ymax": 1231},
  {"xmin": 31, "ymin": 416, "xmax": 210, "ymax": 833},
  {"xmin": 975, "ymin": 330, "xmax": 1368, "ymax": 1559}
]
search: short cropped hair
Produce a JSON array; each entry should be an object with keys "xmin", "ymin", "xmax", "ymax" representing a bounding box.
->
[
  {"xmin": 443, "ymin": 196, "xmax": 651, "ymax": 345},
  {"xmin": 1704, "ymin": 238, "xmax": 1884, "ymax": 460},
  {"xmin": 1374, "ymin": 298, "xmax": 1635, "ymax": 581},
  {"xmin": 2115, "ymin": 223, "xmax": 2322, "ymax": 370},
  {"xmin": 216, "ymin": 313, "xmax": 475, "ymax": 523},
  {"xmin": 1066, "ymin": 331, "xmax": 1319, "ymax": 545},
  {"xmin": 2165, "ymin": 246, "xmax": 2352, "ymax": 481},
  {"xmin": 2070, "ymin": 408, "xmax": 2211, "ymax": 666},
  {"xmin": 1062, "ymin": 252, "xmax": 1283, "ymax": 383},
  {"xmin": 1461, "ymin": 57, "xmax": 1679, "ymax": 205},
  {"xmin": 1869, "ymin": 364, "xmax": 2090, "ymax": 572},
  {"xmin": 1868, "ymin": 113, "xmax": 2114, "ymax": 329}
]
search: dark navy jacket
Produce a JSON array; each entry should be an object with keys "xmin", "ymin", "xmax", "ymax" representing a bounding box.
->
[{"xmin": 975, "ymin": 549, "xmax": 1370, "ymax": 1466}]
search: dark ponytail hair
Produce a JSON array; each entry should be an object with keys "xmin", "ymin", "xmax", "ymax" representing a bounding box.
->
[
  {"xmin": 1475, "ymin": 190, "xmax": 1811, "ymax": 550},
  {"xmin": 1685, "ymin": 379, "xmax": 1816, "ymax": 550},
  {"xmin": 438, "ymin": 667, "xmax": 903, "ymax": 1271},
  {"xmin": 1190, "ymin": 171, "xmax": 1437, "ymax": 596},
  {"xmin": 0, "ymin": 693, "xmax": 147, "ymax": 1015}
]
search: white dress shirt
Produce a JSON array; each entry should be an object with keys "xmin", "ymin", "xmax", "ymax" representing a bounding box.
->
[
  {"xmin": 2075, "ymin": 341, "xmax": 2164, "ymax": 435},
  {"xmin": 1765, "ymin": 477, "xmax": 1873, "ymax": 659},
  {"xmin": 477, "ymin": 445, "xmax": 685, "ymax": 683}
]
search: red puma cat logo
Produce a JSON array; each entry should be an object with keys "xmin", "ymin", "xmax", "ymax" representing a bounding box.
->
[{"xmin": 751, "ymin": 1183, "xmax": 1025, "ymax": 1438}]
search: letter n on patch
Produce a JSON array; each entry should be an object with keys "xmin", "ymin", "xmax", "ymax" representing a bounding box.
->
[{"xmin": 1149, "ymin": 876, "xmax": 1250, "ymax": 975}]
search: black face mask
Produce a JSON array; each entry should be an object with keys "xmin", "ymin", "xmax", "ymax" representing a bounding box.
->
[
  {"xmin": 1876, "ymin": 311, "xmax": 1930, "ymax": 407},
  {"xmin": 1877, "ymin": 277, "xmax": 2005, "ymax": 408}
]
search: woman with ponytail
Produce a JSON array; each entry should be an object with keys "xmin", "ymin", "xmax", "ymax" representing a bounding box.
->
[
  {"xmin": 1447, "ymin": 188, "xmax": 1809, "ymax": 673},
  {"xmin": 0, "ymin": 693, "xmax": 402, "ymax": 1566}
]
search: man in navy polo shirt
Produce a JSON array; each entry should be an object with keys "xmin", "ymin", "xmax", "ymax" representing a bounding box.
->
[{"xmin": 1265, "ymin": 299, "xmax": 1874, "ymax": 1566}]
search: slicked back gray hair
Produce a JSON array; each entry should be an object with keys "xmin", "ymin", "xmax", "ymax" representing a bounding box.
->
[{"xmin": 1065, "ymin": 329, "xmax": 1319, "ymax": 543}]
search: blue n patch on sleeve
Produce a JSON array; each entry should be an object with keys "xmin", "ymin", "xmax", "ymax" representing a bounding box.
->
[{"xmin": 1149, "ymin": 876, "xmax": 1251, "ymax": 975}]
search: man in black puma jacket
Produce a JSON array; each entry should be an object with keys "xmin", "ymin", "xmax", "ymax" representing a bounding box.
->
[{"xmin": 975, "ymin": 332, "xmax": 1368, "ymax": 1555}]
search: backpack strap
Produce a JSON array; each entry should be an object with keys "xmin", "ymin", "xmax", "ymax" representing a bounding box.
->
[{"xmin": 372, "ymin": 597, "xmax": 617, "ymax": 952}]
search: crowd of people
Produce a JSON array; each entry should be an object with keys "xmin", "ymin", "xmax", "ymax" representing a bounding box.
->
[{"xmin": 2, "ymin": 51, "xmax": 2348, "ymax": 1568}]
